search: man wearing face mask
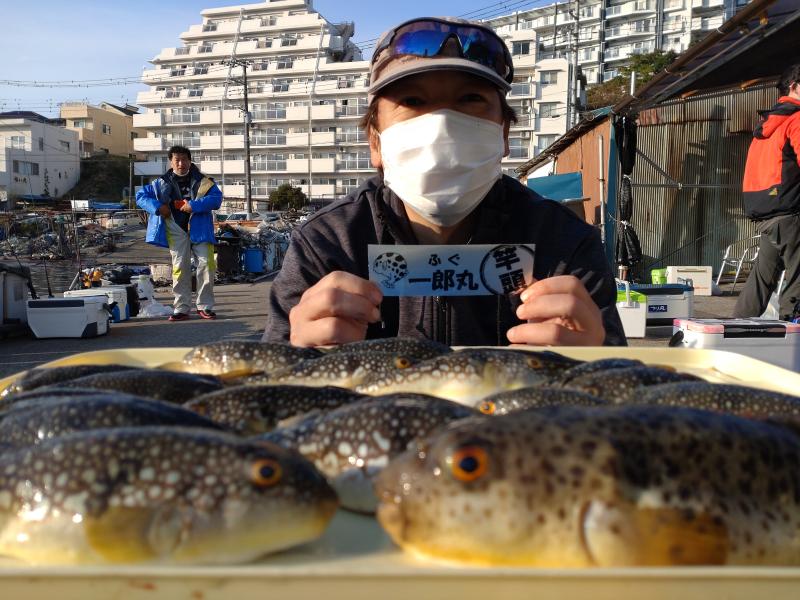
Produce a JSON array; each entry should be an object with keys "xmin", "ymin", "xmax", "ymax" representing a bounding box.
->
[
  {"xmin": 263, "ymin": 17, "xmax": 625, "ymax": 347},
  {"xmin": 136, "ymin": 145, "xmax": 222, "ymax": 321}
]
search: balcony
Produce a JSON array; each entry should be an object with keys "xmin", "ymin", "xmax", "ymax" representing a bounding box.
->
[
  {"xmin": 200, "ymin": 135, "xmax": 244, "ymax": 150},
  {"xmin": 336, "ymin": 105, "xmax": 367, "ymax": 118},
  {"xmin": 286, "ymin": 158, "xmax": 336, "ymax": 173},
  {"xmin": 284, "ymin": 104, "xmax": 337, "ymax": 122},
  {"xmin": 311, "ymin": 131, "xmax": 336, "ymax": 146},
  {"xmin": 200, "ymin": 159, "xmax": 245, "ymax": 174},
  {"xmin": 692, "ymin": 15, "xmax": 725, "ymax": 31},
  {"xmin": 199, "ymin": 109, "xmax": 241, "ymax": 125},
  {"xmin": 510, "ymin": 83, "xmax": 533, "ymax": 97},
  {"xmin": 692, "ymin": 0, "xmax": 724, "ymax": 9},
  {"xmin": 133, "ymin": 137, "xmax": 167, "ymax": 152},
  {"xmin": 133, "ymin": 161, "xmax": 167, "ymax": 176},
  {"xmin": 164, "ymin": 113, "xmax": 200, "ymax": 125},
  {"xmin": 221, "ymin": 184, "xmax": 246, "ymax": 197},
  {"xmin": 336, "ymin": 132, "xmax": 367, "ymax": 144},
  {"xmin": 133, "ymin": 112, "xmax": 165, "ymax": 128},
  {"xmin": 665, "ymin": 0, "xmax": 685, "ymax": 8}
]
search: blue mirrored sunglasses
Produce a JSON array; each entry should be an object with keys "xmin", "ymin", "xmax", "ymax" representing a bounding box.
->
[{"xmin": 374, "ymin": 19, "xmax": 512, "ymax": 83}]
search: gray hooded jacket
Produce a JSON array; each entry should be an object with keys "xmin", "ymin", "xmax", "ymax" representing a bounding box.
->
[{"xmin": 263, "ymin": 175, "xmax": 626, "ymax": 346}]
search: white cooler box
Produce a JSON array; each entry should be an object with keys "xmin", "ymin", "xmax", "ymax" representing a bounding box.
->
[
  {"xmin": 26, "ymin": 296, "xmax": 110, "ymax": 339},
  {"xmin": 64, "ymin": 287, "xmax": 129, "ymax": 322},
  {"xmin": 629, "ymin": 283, "xmax": 694, "ymax": 326},
  {"xmin": 672, "ymin": 318, "xmax": 800, "ymax": 372},
  {"xmin": 666, "ymin": 265, "xmax": 713, "ymax": 296}
]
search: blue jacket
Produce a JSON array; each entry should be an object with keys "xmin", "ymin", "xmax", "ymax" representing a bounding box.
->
[{"xmin": 136, "ymin": 165, "xmax": 222, "ymax": 248}]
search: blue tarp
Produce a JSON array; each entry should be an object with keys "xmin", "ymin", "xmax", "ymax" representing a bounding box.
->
[
  {"xmin": 88, "ymin": 199, "xmax": 126, "ymax": 211},
  {"xmin": 526, "ymin": 172, "xmax": 583, "ymax": 201}
]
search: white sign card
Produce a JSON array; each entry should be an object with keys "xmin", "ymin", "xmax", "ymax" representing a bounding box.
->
[{"xmin": 368, "ymin": 244, "xmax": 536, "ymax": 297}]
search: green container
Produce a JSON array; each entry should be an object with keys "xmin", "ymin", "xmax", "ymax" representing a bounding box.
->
[{"xmin": 651, "ymin": 268, "xmax": 667, "ymax": 285}]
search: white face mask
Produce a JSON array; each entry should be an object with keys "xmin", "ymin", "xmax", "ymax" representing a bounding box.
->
[{"xmin": 380, "ymin": 109, "xmax": 505, "ymax": 227}]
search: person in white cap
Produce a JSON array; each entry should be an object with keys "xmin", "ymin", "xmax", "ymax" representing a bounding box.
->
[{"xmin": 264, "ymin": 16, "xmax": 624, "ymax": 347}]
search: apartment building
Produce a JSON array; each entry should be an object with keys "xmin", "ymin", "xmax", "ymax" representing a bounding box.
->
[
  {"xmin": 0, "ymin": 112, "xmax": 80, "ymax": 203},
  {"xmin": 489, "ymin": 0, "xmax": 751, "ymax": 85},
  {"xmin": 133, "ymin": 0, "xmax": 572, "ymax": 210},
  {"xmin": 61, "ymin": 102, "xmax": 145, "ymax": 157},
  {"xmin": 484, "ymin": 20, "xmax": 570, "ymax": 173}
]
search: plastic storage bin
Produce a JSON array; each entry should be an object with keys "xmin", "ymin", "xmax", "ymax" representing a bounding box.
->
[
  {"xmin": 629, "ymin": 283, "xmax": 694, "ymax": 326},
  {"xmin": 26, "ymin": 296, "xmax": 110, "ymax": 338},
  {"xmin": 666, "ymin": 265, "xmax": 713, "ymax": 296},
  {"xmin": 672, "ymin": 318, "xmax": 800, "ymax": 372},
  {"xmin": 64, "ymin": 287, "xmax": 128, "ymax": 322}
]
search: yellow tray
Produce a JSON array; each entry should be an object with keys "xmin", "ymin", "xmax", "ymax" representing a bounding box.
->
[{"xmin": 1, "ymin": 347, "xmax": 800, "ymax": 598}]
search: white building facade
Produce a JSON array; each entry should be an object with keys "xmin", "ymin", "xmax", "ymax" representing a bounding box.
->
[
  {"xmin": 133, "ymin": 0, "xmax": 572, "ymax": 210},
  {"xmin": 495, "ymin": 0, "xmax": 751, "ymax": 86},
  {"xmin": 0, "ymin": 113, "xmax": 80, "ymax": 203}
]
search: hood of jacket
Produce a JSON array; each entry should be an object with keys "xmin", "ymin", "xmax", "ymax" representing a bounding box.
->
[{"xmin": 754, "ymin": 96, "xmax": 800, "ymax": 139}]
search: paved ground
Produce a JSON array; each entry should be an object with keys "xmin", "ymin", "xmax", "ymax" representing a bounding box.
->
[
  {"xmin": 0, "ymin": 275, "xmax": 745, "ymax": 378},
  {"xmin": 0, "ymin": 281, "xmax": 271, "ymax": 378}
]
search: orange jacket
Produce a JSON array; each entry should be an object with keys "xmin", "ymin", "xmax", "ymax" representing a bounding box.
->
[{"xmin": 742, "ymin": 96, "xmax": 800, "ymax": 220}]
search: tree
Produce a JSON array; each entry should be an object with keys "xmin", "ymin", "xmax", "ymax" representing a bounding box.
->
[
  {"xmin": 43, "ymin": 169, "xmax": 51, "ymax": 197},
  {"xmin": 269, "ymin": 183, "xmax": 307, "ymax": 210},
  {"xmin": 585, "ymin": 50, "xmax": 678, "ymax": 111}
]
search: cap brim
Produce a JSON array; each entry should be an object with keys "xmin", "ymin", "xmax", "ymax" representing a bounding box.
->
[{"xmin": 368, "ymin": 56, "xmax": 511, "ymax": 102}]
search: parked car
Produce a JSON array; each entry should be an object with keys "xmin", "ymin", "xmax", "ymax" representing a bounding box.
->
[{"xmin": 224, "ymin": 211, "xmax": 262, "ymax": 221}]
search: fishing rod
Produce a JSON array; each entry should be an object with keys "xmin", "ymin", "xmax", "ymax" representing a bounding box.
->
[{"xmin": 41, "ymin": 255, "xmax": 54, "ymax": 298}]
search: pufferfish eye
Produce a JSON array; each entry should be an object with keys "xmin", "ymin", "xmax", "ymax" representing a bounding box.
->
[
  {"xmin": 478, "ymin": 401, "xmax": 496, "ymax": 415},
  {"xmin": 447, "ymin": 446, "xmax": 489, "ymax": 483},
  {"xmin": 250, "ymin": 458, "xmax": 283, "ymax": 487},
  {"xmin": 394, "ymin": 356, "xmax": 413, "ymax": 369}
]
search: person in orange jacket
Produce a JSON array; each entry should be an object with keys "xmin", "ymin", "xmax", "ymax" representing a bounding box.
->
[{"xmin": 734, "ymin": 64, "xmax": 800, "ymax": 320}]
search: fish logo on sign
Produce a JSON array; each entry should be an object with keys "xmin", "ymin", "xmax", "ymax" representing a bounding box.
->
[
  {"xmin": 372, "ymin": 252, "xmax": 409, "ymax": 288},
  {"xmin": 479, "ymin": 245, "xmax": 536, "ymax": 295}
]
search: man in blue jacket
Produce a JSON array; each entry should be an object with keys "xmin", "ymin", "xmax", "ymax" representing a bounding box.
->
[{"xmin": 136, "ymin": 145, "xmax": 222, "ymax": 321}]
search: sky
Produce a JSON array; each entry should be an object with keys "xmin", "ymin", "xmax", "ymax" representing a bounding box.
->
[{"xmin": 0, "ymin": 0, "xmax": 551, "ymax": 116}]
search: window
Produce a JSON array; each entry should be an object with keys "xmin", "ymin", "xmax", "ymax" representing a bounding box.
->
[
  {"xmin": 508, "ymin": 138, "xmax": 529, "ymax": 159},
  {"xmin": 8, "ymin": 135, "xmax": 26, "ymax": 149},
  {"xmin": 272, "ymin": 79, "xmax": 290, "ymax": 92},
  {"xmin": 188, "ymin": 88, "xmax": 203, "ymax": 97},
  {"xmin": 39, "ymin": 137, "xmax": 44, "ymax": 151},
  {"xmin": 198, "ymin": 43, "xmax": 214, "ymax": 53},
  {"xmin": 512, "ymin": 41, "xmax": 531, "ymax": 55},
  {"xmin": 72, "ymin": 119, "xmax": 86, "ymax": 128},
  {"xmin": 539, "ymin": 102, "xmax": 559, "ymax": 118},
  {"xmin": 280, "ymin": 37, "xmax": 298, "ymax": 47},
  {"xmin": 511, "ymin": 82, "xmax": 531, "ymax": 96},
  {"xmin": 540, "ymin": 71, "xmax": 559, "ymax": 85},
  {"xmin": 102, "ymin": 124, "xmax": 112, "ymax": 135},
  {"xmin": 275, "ymin": 57, "xmax": 293, "ymax": 70},
  {"xmin": 13, "ymin": 160, "xmax": 39, "ymax": 175},
  {"xmin": 536, "ymin": 134, "xmax": 558, "ymax": 154},
  {"xmin": 60, "ymin": 140, "xmax": 71, "ymax": 151},
  {"xmin": 131, "ymin": 132, "xmax": 139, "ymax": 140},
  {"xmin": 175, "ymin": 47, "xmax": 190, "ymax": 56}
]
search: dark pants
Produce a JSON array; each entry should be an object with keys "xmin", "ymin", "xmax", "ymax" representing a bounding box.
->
[{"xmin": 733, "ymin": 214, "xmax": 800, "ymax": 320}]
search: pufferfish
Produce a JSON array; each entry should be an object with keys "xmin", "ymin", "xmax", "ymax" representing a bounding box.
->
[{"xmin": 375, "ymin": 405, "xmax": 800, "ymax": 567}]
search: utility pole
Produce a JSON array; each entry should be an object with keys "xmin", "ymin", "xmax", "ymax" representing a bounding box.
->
[
  {"xmin": 227, "ymin": 58, "xmax": 253, "ymax": 216},
  {"xmin": 568, "ymin": 0, "xmax": 580, "ymax": 128},
  {"xmin": 128, "ymin": 156, "xmax": 134, "ymax": 209}
]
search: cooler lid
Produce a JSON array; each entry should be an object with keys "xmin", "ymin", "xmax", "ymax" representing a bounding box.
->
[
  {"xmin": 628, "ymin": 283, "xmax": 694, "ymax": 295},
  {"xmin": 673, "ymin": 318, "xmax": 800, "ymax": 337},
  {"xmin": 28, "ymin": 296, "xmax": 107, "ymax": 308}
]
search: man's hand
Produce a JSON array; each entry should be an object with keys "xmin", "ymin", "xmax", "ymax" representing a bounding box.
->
[
  {"xmin": 506, "ymin": 275, "xmax": 606, "ymax": 346},
  {"xmin": 158, "ymin": 204, "xmax": 171, "ymax": 218},
  {"xmin": 179, "ymin": 202, "xmax": 193, "ymax": 213},
  {"xmin": 289, "ymin": 271, "xmax": 383, "ymax": 347}
]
